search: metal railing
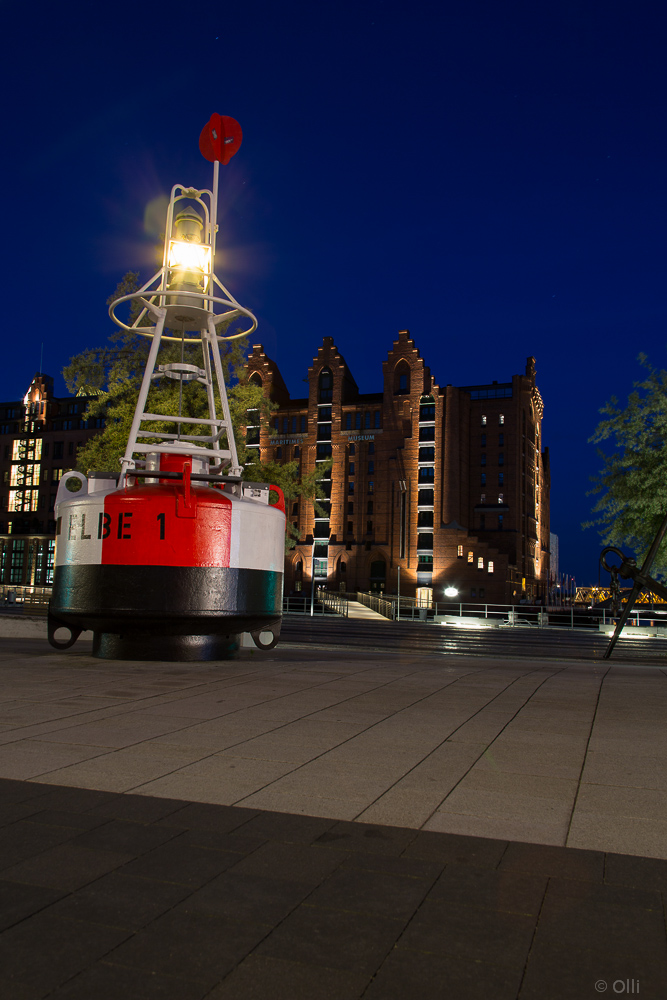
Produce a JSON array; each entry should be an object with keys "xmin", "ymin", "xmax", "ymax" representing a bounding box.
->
[
  {"xmin": 282, "ymin": 592, "xmax": 348, "ymax": 616},
  {"xmin": 317, "ymin": 590, "xmax": 349, "ymax": 616},
  {"xmin": 354, "ymin": 591, "xmax": 395, "ymax": 619},
  {"xmin": 6, "ymin": 582, "xmax": 666, "ymax": 634},
  {"xmin": 315, "ymin": 592, "xmax": 667, "ymax": 632},
  {"xmin": 0, "ymin": 585, "xmax": 51, "ymax": 611}
]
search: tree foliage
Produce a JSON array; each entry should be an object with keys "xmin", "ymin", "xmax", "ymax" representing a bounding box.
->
[
  {"xmin": 65, "ymin": 273, "xmax": 325, "ymax": 549},
  {"xmin": 585, "ymin": 354, "xmax": 667, "ymax": 575}
]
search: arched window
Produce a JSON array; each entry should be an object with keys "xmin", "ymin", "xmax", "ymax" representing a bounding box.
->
[
  {"xmin": 249, "ymin": 372, "xmax": 262, "ymax": 388},
  {"xmin": 394, "ymin": 361, "xmax": 410, "ymax": 395},
  {"xmin": 318, "ymin": 367, "xmax": 333, "ymax": 403}
]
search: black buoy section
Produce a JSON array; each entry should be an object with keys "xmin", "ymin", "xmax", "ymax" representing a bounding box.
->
[{"xmin": 92, "ymin": 631, "xmax": 240, "ymax": 661}]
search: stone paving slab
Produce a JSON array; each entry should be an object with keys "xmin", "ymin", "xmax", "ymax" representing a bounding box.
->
[
  {"xmin": 1, "ymin": 637, "xmax": 667, "ymax": 995},
  {"xmin": 0, "ymin": 777, "xmax": 664, "ymax": 998},
  {"xmin": 1, "ymin": 639, "xmax": 667, "ymax": 859}
]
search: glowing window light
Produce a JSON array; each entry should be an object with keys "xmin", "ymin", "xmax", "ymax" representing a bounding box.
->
[
  {"xmin": 9, "ymin": 489, "xmax": 39, "ymax": 512},
  {"xmin": 10, "ymin": 464, "xmax": 40, "ymax": 487}
]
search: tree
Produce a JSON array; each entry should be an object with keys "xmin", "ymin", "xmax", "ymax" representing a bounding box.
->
[
  {"xmin": 65, "ymin": 273, "xmax": 327, "ymax": 549},
  {"xmin": 586, "ymin": 354, "xmax": 667, "ymax": 575}
]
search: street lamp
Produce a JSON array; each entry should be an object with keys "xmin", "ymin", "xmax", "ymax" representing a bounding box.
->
[{"xmin": 444, "ymin": 586, "xmax": 459, "ymax": 598}]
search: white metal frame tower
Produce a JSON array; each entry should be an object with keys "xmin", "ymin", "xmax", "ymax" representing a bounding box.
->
[{"xmin": 109, "ymin": 119, "xmax": 255, "ymax": 486}]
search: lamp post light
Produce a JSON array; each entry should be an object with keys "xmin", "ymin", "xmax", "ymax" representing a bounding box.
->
[{"xmin": 444, "ymin": 586, "xmax": 459, "ymax": 599}]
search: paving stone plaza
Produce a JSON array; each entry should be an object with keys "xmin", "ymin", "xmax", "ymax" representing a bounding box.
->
[{"xmin": 0, "ymin": 621, "xmax": 665, "ymax": 997}]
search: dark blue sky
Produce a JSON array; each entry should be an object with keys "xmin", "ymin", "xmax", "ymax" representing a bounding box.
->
[{"xmin": 3, "ymin": 0, "xmax": 666, "ymax": 584}]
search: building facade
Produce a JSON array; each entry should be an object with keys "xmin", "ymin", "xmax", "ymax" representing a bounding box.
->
[
  {"xmin": 0, "ymin": 373, "xmax": 102, "ymax": 587},
  {"xmin": 247, "ymin": 331, "xmax": 550, "ymax": 604}
]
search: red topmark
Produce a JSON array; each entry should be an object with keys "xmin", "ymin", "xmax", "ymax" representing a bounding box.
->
[{"xmin": 199, "ymin": 114, "xmax": 243, "ymax": 164}]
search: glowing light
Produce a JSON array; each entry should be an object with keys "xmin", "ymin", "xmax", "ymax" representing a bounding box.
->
[
  {"xmin": 441, "ymin": 619, "xmax": 489, "ymax": 630},
  {"xmin": 168, "ymin": 239, "xmax": 211, "ymax": 277},
  {"xmin": 444, "ymin": 586, "xmax": 459, "ymax": 597}
]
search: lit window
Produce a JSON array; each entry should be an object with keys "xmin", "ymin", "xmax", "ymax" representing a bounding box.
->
[
  {"xmin": 481, "ymin": 415, "xmax": 487, "ymax": 425},
  {"xmin": 498, "ymin": 493, "xmax": 503, "ymax": 502},
  {"xmin": 499, "ymin": 414, "xmax": 504, "ymax": 425},
  {"xmin": 457, "ymin": 545, "xmax": 463, "ymax": 558},
  {"xmin": 488, "ymin": 561, "xmax": 494, "ymax": 573},
  {"xmin": 468, "ymin": 551, "xmax": 473, "ymax": 563},
  {"xmin": 477, "ymin": 557, "xmax": 484, "ymax": 570},
  {"xmin": 480, "ymin": 494, "xmax": 485, "ymax": 502}
]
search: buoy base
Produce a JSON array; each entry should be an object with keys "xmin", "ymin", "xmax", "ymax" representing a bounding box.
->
[{"xmin": 92, "ymin": 631, "xmax": 240, "ymax": 661}]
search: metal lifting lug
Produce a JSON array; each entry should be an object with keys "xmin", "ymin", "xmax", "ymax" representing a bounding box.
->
[{"xmin": 48, "ymin": 611, "xmax": 83, "ymax": 651}]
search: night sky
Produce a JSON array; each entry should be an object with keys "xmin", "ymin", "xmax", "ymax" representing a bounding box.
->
[{"xmin": 3, "ymin": 0, "xmax": 666, "ymax": 585}]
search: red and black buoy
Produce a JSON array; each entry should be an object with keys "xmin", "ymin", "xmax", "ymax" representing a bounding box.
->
[{"xmin": 49, "ymin": 456, "xmax": 285, "ymax": 660}]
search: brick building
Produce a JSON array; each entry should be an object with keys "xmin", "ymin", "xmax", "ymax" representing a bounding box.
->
[
  {"xmin": 247, "ymin": 331, "xmax": 550, "ymax": 605},
  {"xmin": 0, "ymin": 373, "xmax": 102, "ymax": 587}
]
